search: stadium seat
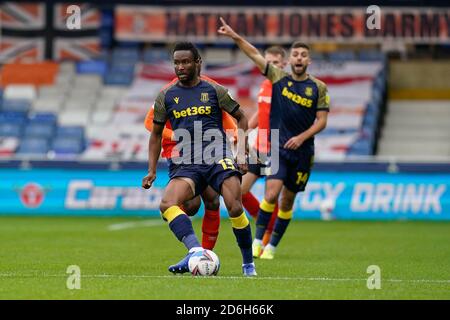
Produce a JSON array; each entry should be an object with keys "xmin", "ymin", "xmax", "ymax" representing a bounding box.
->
[
  {"xmin": 52, "ymin": 137, "xmax": 84, "ymax": 155},
  {"xmin": 95, "ymin": 100, "xmax": 117, "ymax": 110},
  {"xmin": 90, "ymin": 109, "xmax": 113, "ymax": 125},
  {"xmin": 0, "ymin": 123, "xmax": 23, "ymax": 138},
  {"xmin": 23, "ymin": 123, "xmax": 55, "ymax": 139},
  {"xmin": 204, "ymin": 48, "xmax": 233, "ymax": 65},
  {"xmin": 59, "ymin": 62, "xmax": 76, "ymax": 75},
  {"xmin": 28, "ymin": 112, "xmax": 58, "ymax": 126},
  {"xmin": 103, "ymin": 71, "xmax": 134, "ymax": 86},
  {"xmin": 39, "ymin": 85, "xmax": 66, "ymax": 99},
  {"xmin": 112, "ymin": 47, "xmax": 140, "ymax": 61},
  {"xmin": 58, "ymin": 110, "xmax": 91, "ymax": 126},
  {"xmin": 0, "ymin": 111, "xmax": 28, "ymax": 124},
  {"xmin": 63, "ymin": 99, "xmax": 95, "ymax": 111},
  {"xmin": 358, "ymin": 50, "xmax": 386, "ymax": 62},
  {"xmin": 328, "ymin": 50, "xmax": 357, "ymax": 61},
  {"xmin": 310, "ymin": 51, "xmax": 326, "ymax": 61},
  {"xmin": 347, "ymin": 138, "xmax": 372, "ymax": 156},
  {"xmin": 73, "ymin": 75, "xmax": 103, "ymax": 89},
  {"xmin": 33, "ymin": 98, "xmax": 64, "ymax": 113},
  {"xmin": 109, "ymin": 62, "xmax": 136, "ymax": 73},
  {"xmin": 16, "ymin": 138, "xmax": 50, "ymax": 156},
  {"xmin": 1, "ymin": 99, "xmax": 31, "ymax": 113},
  {"xmin": 76, "ymin": 60, "xmax": 108, "ymax": 76},
  {"xmin": 3, "ymin": 85, "xmax": 36, "ymax": 101},
  {"xmin": 56, "ymin": 126, "xmax": 85, "ymax": 140},
  {"xmin": 142, "ymin": 48, "xmax": 170, "ymax": 63},
  {"xmin": 100, "ymin": 86, "xmax": 129, "ymax": 98}
]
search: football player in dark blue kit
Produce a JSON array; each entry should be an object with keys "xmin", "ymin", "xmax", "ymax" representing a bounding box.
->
[
  {"xmin": 142, "ymin": 42, "xmax": 257, "ymax": 276},
  {"xmin": 219, "ymin": 18, "xmax": 330, "ymax": 260}
]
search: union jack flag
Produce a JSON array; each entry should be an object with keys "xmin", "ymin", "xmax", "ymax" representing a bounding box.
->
[{"xmin": 0, "ymin": 2, "xmax": 100, "ymax": 63}]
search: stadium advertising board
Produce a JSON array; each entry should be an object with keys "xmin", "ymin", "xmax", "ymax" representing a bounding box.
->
[
  {"xmin": 0, "ymin": 168, "xmax": 449, "ymax": 220},
  {"xmin": 115, "ymin": 6, "xmax": 450, "ymax": 43}
]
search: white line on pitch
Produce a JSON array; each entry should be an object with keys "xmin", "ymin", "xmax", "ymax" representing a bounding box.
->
[
  {"xmin": 0, "ymin": 273, "xmax": 449, "ymax": 284},
  {"xmin": 107, "ymin": 220, "xmax": 164, "ymax": 231}
]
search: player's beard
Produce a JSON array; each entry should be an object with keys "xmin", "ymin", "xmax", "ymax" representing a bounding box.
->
[
  {"xmin": 177, "ymin": 68, "xmax": 197, "ymax": 85},
  {"xmin": 291, "ymin": 64, "xmax": 308, "ymax": 78}
]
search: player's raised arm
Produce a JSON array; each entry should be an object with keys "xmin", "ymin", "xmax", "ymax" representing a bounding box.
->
[{"xmin": 218, "ymin": 17, "xmax": 266, "ymax": 73}]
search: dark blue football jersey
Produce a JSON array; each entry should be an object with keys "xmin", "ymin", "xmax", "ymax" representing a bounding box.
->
[
  {"xmin": 265, "ymin": 63, "xmax": 330, "ymax": 160},
  {"xmin": 153, "ymin": 79, "xmax": 239, "ymax": 164}
]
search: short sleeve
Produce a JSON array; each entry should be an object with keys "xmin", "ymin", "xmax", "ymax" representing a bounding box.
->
[
  {"xmin": 317, "ymin": 82, "xmax": 330, "ymax": 112},
  {"xmin": 263, "ymin": 63, "xmax": 289, "ymax": 84},
  {"xmin": 153, "ymin": 91, "xmax": 168, "ymax": 124},
  {"xmin": 215, "ymin": 85, "xmax": 240, "ymax": 115}
]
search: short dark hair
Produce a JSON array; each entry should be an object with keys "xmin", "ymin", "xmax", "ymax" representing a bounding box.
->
[
  {"xmin": 290, "ymin": 42, "xmax": 310, "ymax": 51},
  {"xmin": 172, "ymin": 42, "xmax": 201, "ymax": 62},
  {"xmin": 264, "ymin": 46, "xmax": 287, "ymax": 59}
]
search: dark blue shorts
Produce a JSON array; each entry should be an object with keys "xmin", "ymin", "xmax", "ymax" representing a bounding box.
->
[
  {"xmin": 168, "ymin": 158, "xmax": 242, "ymax": 196},
  {"xmin": 266, "ymin": 151, "xmax": 314, "ymax": 193}
]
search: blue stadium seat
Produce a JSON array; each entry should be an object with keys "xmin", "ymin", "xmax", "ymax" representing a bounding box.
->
[
  {"xmin": 0, "ymin": 123, "xmax": 23, "ymax": 138},
  {"xmin": 358, "ymin": 50, "xmax": 386, "ymax": 62},
  {"xmin": 142, "ymin": 48, "xmax": 171, "ymax": 63},
  {"xmin": 328, "ymin": 51, "xmax": 356, "ymax": 62},
  {"xmin": 348, "ymin": 138, "xmax": 372, "ymax": 156},
  {"xmin": 112, "ymin": 48, "xmax": 140, "ymax": 61},
  {"xmin": 28, "ymin": 112, "xmax": 58, "ymax": 126},
  {"xmin": 76, "ymin": 60, "xmax": 108, "ymax": 75},
  {"xmin": 109, "ymin": 62, "xmax": 136, "ymax": 73},
  {"xmin": 103, "ymin": 71, "xmax": 134, "ymax": 86},
  {"xmin": 310, "ymin": 52, "xmax": 326, "ymax": 61},
  {"xmin": 56, "ymin": 126, "xmax": 85, "ymax": 140},
  {"xmin": 16, "ymin": 138, "xmax": 50, "ymax": 156},
  {"xmin": 23, "ymin": 123, "xmax": 55, "ymax": 139},
  {"xmin": 1, "ymin": 99, "xmax": 31, "ymax": 113},
  {"xmin": 52, "ymin": 137, "xmax": 84, "ymax": 155},
  {"xmin": 0, "ymin": 111, "xmax": 28, "ymax": 125}
]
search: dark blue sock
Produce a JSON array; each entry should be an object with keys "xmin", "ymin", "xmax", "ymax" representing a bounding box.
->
[
  {"xmin": 269, "ymin": 217, "xmax": 291, "ymax": 247},
  {"xmin": 232, "ymin": 225, "xmax": 253, "ymax": 265},
  {"xmin": 255, "ymin": 209, "xmax": 273, "ymax": 240},
  {"xmin": 169, "ymin": 214, "xmax": 200, "ymax": 250}
]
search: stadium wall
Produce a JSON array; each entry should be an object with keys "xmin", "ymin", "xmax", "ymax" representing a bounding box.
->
[{"xmin": 0, "ymin": 160, "xmax": 449, "ymax": 220}]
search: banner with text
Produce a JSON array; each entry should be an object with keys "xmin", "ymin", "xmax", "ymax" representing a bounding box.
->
[
  {"xmin": 115, "ymin": 6, "xmax": 450, "ymax": 44},
  {"xmin": 0, "ymin": 168, "xmax": 449, "ymax": 220}
]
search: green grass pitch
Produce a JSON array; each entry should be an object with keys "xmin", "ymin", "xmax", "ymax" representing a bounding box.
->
[{"xmin": 0, "ymin": 217, "xmax": 449, "ymax": 299}]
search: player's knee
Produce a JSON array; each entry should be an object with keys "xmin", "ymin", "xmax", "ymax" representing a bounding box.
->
[
  {"xmin": 264, "ymin": 191, "xmax": 279, "ymax": 204},
  {"xmin": 159, "ymin": 198, "xmax": 177, "ymax": 215},
  {"xmin": 280, "ymin": 193, "xmax": 296, "ymax": 212},
  {"xmin": 183, "ymin": 202, "xmax": 200, "ymax": 216},
  {"xmin": 204, "ymin": 196, "xmax": 220, "ymax": 211},
  {"xmin": 182, "ymin": 197, "xmax": 201, "ymax": 216},
  {"xmin": 227, "ymin": 200, "xmax": 243, "ymax": 217}
]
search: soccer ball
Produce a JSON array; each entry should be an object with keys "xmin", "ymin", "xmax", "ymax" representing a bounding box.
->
[{"xmin": 188, "ymin": 249, "xmax": 220, "ymax": 276}]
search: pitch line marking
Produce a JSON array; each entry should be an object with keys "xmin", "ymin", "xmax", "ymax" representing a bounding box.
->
[
  {"xmin": 107, "ymin": 220, "xmax": 164, "ymax": 231},
  {"xmin": 0, "ymin": 273, "xmax": 449, "ymax": 284}
]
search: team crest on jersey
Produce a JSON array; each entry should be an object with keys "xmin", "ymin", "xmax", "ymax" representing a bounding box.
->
[
  {"xmin": 200, "ymin": 92, "xmax": 209, "ymax": 103},
  {"xmin": 174, "ymin": 97, "xmax": 180, "ymax": 104},
  {"xmin": 288, "ymin": 81, "xmax": 293, "ymax": 87},
  {"xmin": 305, "ymin": 87, "xmax": 313, "ymax": 97}
]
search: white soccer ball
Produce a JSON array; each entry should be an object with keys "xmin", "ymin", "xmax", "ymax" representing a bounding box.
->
[
  {"xmin": 319, "ymin": 198, "xmax": 335, "ymax": 221},
  {"xmin": 188, "ymin": 249, "xmax": 220, "ymax": 276}
]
